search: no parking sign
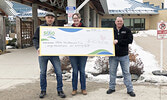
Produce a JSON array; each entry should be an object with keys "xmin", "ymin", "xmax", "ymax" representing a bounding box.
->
[
  {"xmin": 157, "ymin": 22, "xmax": 167, "ymax": 39},
  {"xmin": 157, "ymin": 21, "xmax": 166, "ymax": 73}
]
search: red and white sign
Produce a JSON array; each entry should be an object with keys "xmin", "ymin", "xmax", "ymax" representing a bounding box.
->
[
  {"xmin": 157, "ymin": 22, "xmax": 167, "ymax": 39},
  {"xmin": 66, "ymin": 6, "xmax": 76, "ymax": 24}
]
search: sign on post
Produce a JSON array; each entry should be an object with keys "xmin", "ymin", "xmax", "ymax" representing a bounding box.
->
[
  {"xmin": 66, "ymin": 6, "xmax": 76, "ymax": 24},
  {"xmin": 40, "ymin": 26, "xmax": 115, "ymax": 56},
  {"xmin": 157, "ymin": 21, "xmax": 166, "ymax": 73},
  {"xmin": 157, "ymin": 22, "xmax": 167, "ymax": 39},
  {"xmin": 66, "ymin": 6, "xmax": 76, "ymax": 13}
]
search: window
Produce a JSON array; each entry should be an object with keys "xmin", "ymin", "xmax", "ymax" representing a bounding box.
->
[
  {"xmin": 134, "ymin": 19, "xmax": 141, "ymax": 30},
  {"xmin": 101, "ymin": 18, "xmax": 145, "ymax": 30},
  {"xmin": 101, "ymin": 19, "xmax": 115, "ymax": 28},
  {"xmin": 124, "ymin": 19, "xmax": 130, "ymax": 29}
]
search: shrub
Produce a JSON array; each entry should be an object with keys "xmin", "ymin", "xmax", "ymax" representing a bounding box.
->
[{"xmin": 129, "ymin": 48, "xmax": 144, "ymax": 76}]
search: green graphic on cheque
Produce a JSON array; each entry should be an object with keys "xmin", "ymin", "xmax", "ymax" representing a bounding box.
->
[
  {"xmin": 89, "ymin": 49, "xmax": 113, "ymax": 55},
  {"xmin": 41, "ymin": 38, "xmax": 49, "ymax": 41}
]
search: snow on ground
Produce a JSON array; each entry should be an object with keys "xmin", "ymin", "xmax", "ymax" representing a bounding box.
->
[
  {"xmin": 6, "ymin": 46, "xmax": 14, "ymax": 49},
  {"xmin": 130, "ymin": 41, "xmax": 167, "ymax": 83},
  {"xmin": 86, "ymin": 57, "xmax": 102, "ymax": 74},
  {"xmin": 133, "ymin": 30, "xmax": 157, "ymax": 37},
  {"xmin": 130, "ymin": 41, "xmax": 160, "ymax": 73},
  {"xmin": 64, "ymin": 30, "xmax": 167, "ymax": 83},
  {"xmin": 85, "ymin": 40, "xmax": 161, "ymax": 83},
  {"xmin": 86, "ymin": 30, "xmax": 167, "ymax": 83}
]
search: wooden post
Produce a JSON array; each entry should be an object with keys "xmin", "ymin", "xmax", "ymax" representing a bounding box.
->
[
  {"xmin": 0, "ymin": 15, "xmax": 6, "ymax": 52},
  {"xmin": 96, "ymin": 14, "xmax": 99, "ymax": 27},
  {"xmin": 53, "ymin": 10, "xmax": 58, "ymax": 26},
  {"xmin": 16, "ymin": 17, "xmax": 22, "ymax": 48},
  {"xmin": 83, "ymin": 3, "xmax": 90, "ymax": 27},
  {"xmin": 92, "ymin": 10, "xmax": 96, "ymax": 27},
  {"xmin": 32, "ymin": 3, "xmax": 38, "ymax": 33}
]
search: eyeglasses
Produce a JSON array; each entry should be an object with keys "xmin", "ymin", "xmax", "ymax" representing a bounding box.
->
[{"xmin": 73, "ymin": 17, "xmax": 80, "ymax": 19}]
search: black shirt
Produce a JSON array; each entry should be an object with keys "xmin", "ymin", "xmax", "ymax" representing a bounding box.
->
[
  {"xmin": 114, "ymin": 25, "xmax": 133, "ymax": 56},
  {"xmin": 33, "ymin": 22, "xmax": 56, "ymax": 50}
]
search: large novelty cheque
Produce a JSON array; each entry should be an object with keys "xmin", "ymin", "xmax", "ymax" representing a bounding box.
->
[{"xmin": 40, "ymin": 26, "xmax": 115, "ymax": 56}]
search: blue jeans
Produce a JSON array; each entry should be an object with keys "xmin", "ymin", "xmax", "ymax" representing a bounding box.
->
[
  {"xmin": 109, "ymin": 55, "xmax": 133, "ymax": 92},
  {"xmin": 38, "ymin": 56, "xmax": 63, "ymax": 91},
  {"xmin": 69, "ymin": 56, "xmax": 88, "ymax": 90}
]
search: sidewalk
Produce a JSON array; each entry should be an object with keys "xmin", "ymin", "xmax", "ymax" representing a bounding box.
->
[
  {"xmin": 0, "ymin": 78, "xmax": 167, "ymax": 100},
  {"xmin": 0, "ymin": 47, "xmax": 39, "ymax": 90},
  {"xmin": 0, "ymin": 47, "xmax": 167, "ymax": 100}
]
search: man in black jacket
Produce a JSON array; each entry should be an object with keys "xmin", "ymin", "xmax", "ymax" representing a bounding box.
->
[
  {"xmin": 33, "ymin": 12, "xmax": 66, "ymax": 98},
  {"xmin": 106, "ymin": 16, "xmax": 136, "ymax": 97}
]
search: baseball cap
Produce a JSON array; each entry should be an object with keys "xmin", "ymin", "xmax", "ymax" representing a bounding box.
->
[{"xmin": 45, "ymin": 12, "xmax": 55, "ymax": 17}]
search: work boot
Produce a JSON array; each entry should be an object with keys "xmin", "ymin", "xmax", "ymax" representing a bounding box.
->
[
  {"xmin": 71, "ymin": 90, "xmax": 77, "ymax": 96},
  {"xmin": 106, "ymin": 89, "xmax": 115, "ymax": 94},
  {"xmin": 82, "ymin": 90, "xmax": 87, "ymax": 95},
  {"xmin": 58, "ymin": 91, "xmax": 66, "ymax": 98},
  {"xmin": 127, "ymin": 91, "xmax": 136, "ymax": 97},
  {"xmin": 39, "ymin": 91, "xmax": 46, "ymax": 98}
]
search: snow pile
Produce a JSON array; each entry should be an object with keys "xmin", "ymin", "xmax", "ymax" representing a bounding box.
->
[
  {"xmin": 62, "ymin": 30, "xmax": 167, "ymax": 84},
  {"xmin": 134, "ymin": 30, "xmax": 157, "ymax": 37},
  {"xmin": 86, "ymin": 56, "xmax": 109, "ymax": 75},
  {"xmin": 85, "ymin": 30, "xmax": 166, "ymax": 83},
  {"xmin": 84, "ymin": 41, "xmax": 161, "ymax": 83},
  {"xmin": 130, "ymin": 42, "xmax": 159, "ymax": 73}
]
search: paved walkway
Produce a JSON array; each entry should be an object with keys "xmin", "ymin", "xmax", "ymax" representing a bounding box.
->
[
  {"xmin": 0, "ymin": 79, "xmax": 167, "ymax": 100},
  {"xmin": 0, "ymin": 47, "xmax": 40, "ymax": 90},
  {"xmin": 134, "ymin": 36, "xmax": 167, "ymax": 70},
  {"xmin": 0, "ymin": 44, "xmax": 167, "ymax": 100}
]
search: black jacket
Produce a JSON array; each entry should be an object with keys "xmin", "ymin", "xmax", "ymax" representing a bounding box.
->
[
  {"xmin": 33, "ymin": 22, "xmax": 55, "ymax": 50},
  {"xmin": 114, "ymin": 25, "xmax": 133, "ymax": 56}
]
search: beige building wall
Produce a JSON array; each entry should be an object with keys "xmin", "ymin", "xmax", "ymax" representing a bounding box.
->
[
  {"xmin": 149, "ymin": 10, "xmax": 167, "ymax": 29},
  {"xmin": 143, "ymin": 0, "xmax": 164, "ymax": 8},
  {"xmin": 98, "ymin": 12, "xmax": 167, "ymax": 30},
  {"xmin": 99, "ymin": 14, "xmax": 150, "ymax": 30}
]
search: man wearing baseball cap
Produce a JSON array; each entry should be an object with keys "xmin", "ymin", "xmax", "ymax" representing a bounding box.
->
[
  {"xmin": 33, "ymin": 12, "xmax": 66, "ymax": 98},
  {"xmin": 45, "ymin": 12, "xmax": 56, "ymax": 17}
]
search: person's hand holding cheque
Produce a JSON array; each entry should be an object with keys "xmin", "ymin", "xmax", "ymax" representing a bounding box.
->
[{"xmin": 113, "ymin": 39, "xmax": 118, "ymax": 45}]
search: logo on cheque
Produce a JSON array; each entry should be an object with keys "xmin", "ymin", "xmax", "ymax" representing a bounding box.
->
[{"xmin": 43, "ymin": 31, "xmax": 56, "ymax": 39}]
